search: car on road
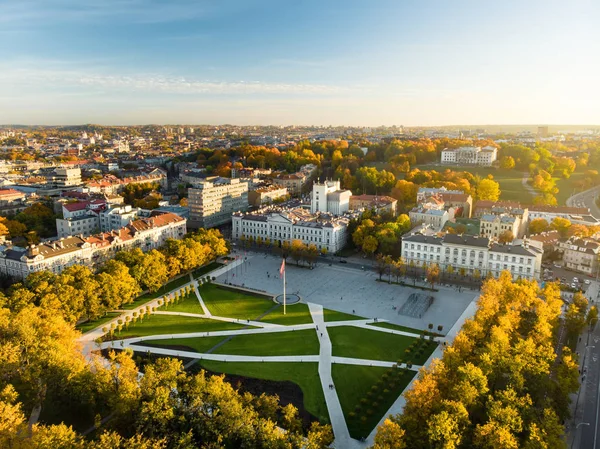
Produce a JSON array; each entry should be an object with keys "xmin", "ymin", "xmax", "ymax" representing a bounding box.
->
[
  {"xmin": 339, "ymin": 260, "xmax": 347, "ymax": 264},
  {"xmin": 571, "ymin": 283, "xmax": 578, "ymax": 289},
  {"xmin": 554, "ymin": 263, "xmax": 562, "ymax": 268},
  {"xmin": 573, "ymin": 277, "xmax": 579, "ymax": 283},
  {"xmin": 585, "ymin": 279, "xmax": 591, "ymax": 285}
]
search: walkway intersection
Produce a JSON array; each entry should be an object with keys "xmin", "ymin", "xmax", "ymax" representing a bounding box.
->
[{"xmin": 80, "ymin": 260, "xmax": 474, "ymax": 448}]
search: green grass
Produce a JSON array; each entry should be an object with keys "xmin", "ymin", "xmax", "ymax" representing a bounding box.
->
[
  {"xmin": 368, "ymin": 321, "xmax": 440, "ymax": 336},
  {"xmin": 323, "ymin": 309, "xmax": 365, "ymax": 322},
  {"xmin": 200, "ymin": 283, "xmax": 275, "ymax": 320},
  {"xmin": 123, "ymin": 275, "xmax": 192, "ymax": 310},
  {"xmin": 214, "ymin": 329, "xmax": 319, "ymax": 356},
  {"xmin": 332, "ymin": 364, "xmax": 416, "ymax": 439},
  {"xmin": 109, "ymin": 314, "xmax": 247, "ymax": 340},
  {"xmin": 198, "ymin": 360, "xmax": 329, "ymax": 424},
  {"xmin": 139, "ymin": 335, "xmax": 227, "ymax": 353},
  {"xmin": 329, "ymin": 326, "xmax": 437, "ymax": 364},
  {"xmin": 141, "ymin": 329, "xmax": 320, "ymax": 357},
  {"xmin": 193, "ymin": 261, "xmax": 223, "ymax": 279},
  {"xmin": 443, "ymin": 218, "xmax": 481, "ymax": 235},
  {"xmin": 555, "ymin": 169, "xmax": 588, "ymax": 205},
  {"xmin": 164, "ymin": 292, "xmax": 205, "ymax": 314},
  {"xmin": 77, "ymin": 312, "xmax": 121, "ymax": 333},
  {"xmin": 259, "ymin": 303, "xmax": 313, "ymax": 325}
]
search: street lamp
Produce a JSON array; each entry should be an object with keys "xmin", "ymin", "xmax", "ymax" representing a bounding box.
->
[{"xmin": 576, "ymin": 422, "xmax": 590, "ymax": 429}]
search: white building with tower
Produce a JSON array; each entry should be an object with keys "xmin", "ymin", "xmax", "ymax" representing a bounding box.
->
[
  {"xmin": 441, "ymin": 146, "xmax": 498, "ymax": 166},
  {"xmin": 310, "ymin": 180, "xmax": 351, "ymax": 216}
]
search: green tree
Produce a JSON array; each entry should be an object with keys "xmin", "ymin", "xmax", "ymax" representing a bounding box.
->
[{"xmin": 476, "ymin": 179, "xmax": 501, "ymax": 201}]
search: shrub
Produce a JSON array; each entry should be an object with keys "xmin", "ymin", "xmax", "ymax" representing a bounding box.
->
[
  {"xmin": 354, "ymin": 405, "xmax": 361, "ymax": 413},
  {"xmin": 361, "ymin": 416, "xmax": 368, "ymax": 423},
  {"xmin": 366, "ymin": 409, "xmax": 374, "ymax": 416},
  {"xmin": 372, "ymin": 402, "xmax": 379, "ymax": 408},
  {"xmin": 366, "ymin": 391, "xmax": 373, "ymax": 398},
  {"xmin": 349, "ymin": 412, "xmax": 356, "ymax": 419},
  {"xmin": 371, "ymin": 385, "xmax": 379, "ymax": 392},
  {"xmin": 383, "ymin": 389, "xmax": 390, "ymax": 394},
  {"xmin": 360, "ymin": 398, "xmax": 368, "ymax": 405},
  {"xmin": 377, "ymin": 395, "xmax": 384, "ymax": 401}
]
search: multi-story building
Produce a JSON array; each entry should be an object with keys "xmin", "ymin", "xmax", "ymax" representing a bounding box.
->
[
  {"xmin": 54, "ymin": 167, "xmax": 82, "ymax": 188},
  {"xmin": 99, "ymin": 205, "xmax": 140, "ymax": 232},
  {"xmin": 272, "ymin": 164, "xmax": 317, "ymax": 196},
  {"xmin": 0, "ymin": 212, "xmax": 186, "ymax": 279},
  {"xmin": 0, "ymin": 188, "xmax": 26, "ymax": 205},
  {"xmin": 57, "ymin": 202, "xmax": 143, "ymax": 238},
  {"xmin": 401, "ymin": 232, "xmax": 542, "ymax": 280},
  {"xmin": 480, "ymin": 213, "xmax": 521, "ymax": 240},
  {"xmin": 558, "ymin": 238, "xmax": 600, "ymax": 276},
  {"xmin": 248, "ymin": 185, "xmax": 289, "ymax": 207},
  {"xmin": 311, "ymin": 180, "xmax": 351, "ymax": 215},
  {"xmin": 232, "ymin": 207, "xmax": 350, "ymax": 253},
  {"xmin": 440, "ymin": 146, "xmax": 498, "ymax": 166},
  {"xmin": 409, "ymin": 196, "xmax": 455, "ymax": 231},
  {"xmin": 349, "ymin": 195, "xmax": 397, "ymax": 216},
  {"xmin": 417, "ymin": 187, "xmax": 473, "ymax": 218},
  {"xmin": 188, "ymin": 177, "xmax": 249, "ymax": 228},
  {"xmin": 528, "ymin": 205, "xmax": 600, "ymax": 226}
]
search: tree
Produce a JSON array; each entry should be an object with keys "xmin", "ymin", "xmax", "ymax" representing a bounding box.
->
[
  {"xmin": 132, "ymin": 250, "xmax": 169, "ymax": 293},
  {"xmin": 426, "ymin": 263, "xmax": 440, "ymax": 290},
  {"xmin": 290, "ymin": 239, "xmax": 305, "ymax": 266},
  {"xmin": 476, "ymin": 179, "xmax": 501, "ymax": 201},
  {"xmin": 498, "ymin": 230, "xmax": 514, "ymax": 244},
  {"xmin": 363, "ymin": 235, "xmax": 379, "ymax": 258},
  {"xmin": 500, "ymin": 156, "xmax": 515, "ymax": 169},
  {"xmin": 551, "ymin": 217, "xmax": 571, "ymax": 238},
  {"xmin": 528, "ymin": 218, "xmax": 549, "ymax": 235},
  {"xmin": 376, "ymin": 254, "xmax": 388, "ymax": 281},
  {"xmin": 587, "ymin": 306, "xmax": 598, "ymax": 329}
]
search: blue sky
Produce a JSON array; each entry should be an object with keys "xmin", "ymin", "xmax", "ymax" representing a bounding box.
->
[{"xmin": 1, "ymin": 0, "xmax": 599, "ymax": 126}]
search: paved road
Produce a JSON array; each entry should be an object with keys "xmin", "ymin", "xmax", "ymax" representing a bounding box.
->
[
  {"xmin": 573, "ymin": 324, "xmax": 600, "ymax": 449},
  {"xmin": 567, "ymin": 185, "xmax": 600, "ymax": 220}
]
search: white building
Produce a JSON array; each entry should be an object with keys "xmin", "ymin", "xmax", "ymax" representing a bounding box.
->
[
  {"xmin": 0, "ymin": 212, "xmax": 186, "ymax": 279},
  {"xmin": 57, "ymin": 202, "xmax": 142, "ymax": 238},
  {"xmin": 188, "ymin": 177, "xmax": 249, "ymax": 228},
  {"xmin": 311, "ymin": 180, "xmax": 351, "ymax": 216},
  {"xmin": 232, "ymin": 208, "xmax": 350, "ymax": 253},
  {"xmin": 441, "ymin": 146, "xmax": 498, "ymax": 166},
  {"xmin": 409, "ymin": 196, "xmax": 454, "ymax": 231},
  {"xmin": 401, "ymin": 232, "xmax": 542, "ymax": 280},
  {"xmin": 99, "ymin": 205, "xmax": 140, "ymax": 232},
  {"xmin": 54, "ymin": 168, "xmax": 82, "ymax": 188},
  {"xmin": 528, "ymin": 206, "xmax": 600, "ymax": 226},
  {"xmin": 558, "ymin": 238, "xmax": 600, "ymax": 276}
]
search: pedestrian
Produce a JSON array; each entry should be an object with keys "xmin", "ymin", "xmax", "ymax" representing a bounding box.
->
[
  {"xmin": 321, "ymin": 332, "xmax": 323, "ymax": 337},
  {"xmin": 352, "ymin": 309, "xmax": 355, "ymax": 314},
  {"xmin": 316, "ymin": 325, "xmax": 319, "ymax": 330}
]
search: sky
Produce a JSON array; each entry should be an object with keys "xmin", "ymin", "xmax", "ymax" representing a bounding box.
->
[{"xmin": 1, "ymin": 0, "xmax": 599, "ymax": 126}]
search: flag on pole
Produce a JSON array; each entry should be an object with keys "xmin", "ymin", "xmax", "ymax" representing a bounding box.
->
[{"xmin": 279, "ymin": 259, "xmax": 285, "ymax": 278}]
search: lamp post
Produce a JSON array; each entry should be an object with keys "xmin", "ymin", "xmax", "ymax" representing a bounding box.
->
[{"xmin": 571, "ymin": 422, "xmax": 590, "ymax": 449}]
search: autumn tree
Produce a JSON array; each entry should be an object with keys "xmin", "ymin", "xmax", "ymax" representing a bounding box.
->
[
  {"xmin": 498, "ymin": 230, "xmax": 515, "ymax": 244},
  {"xmin": 476, "ymin": 179, "xmax": 501, "ymax": 201},
  {"xmin": 528, "ymin": 218, "xmax": 549, "ymax": 235}
]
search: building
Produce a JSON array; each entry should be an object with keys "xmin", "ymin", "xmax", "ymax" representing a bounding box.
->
[
  {"xmin": 0, "ymin": 212, "xmax": 186, "ymax": 279},
  {"xmin": 54, "ymin": 168, "xmax": 82, "ymax": 188},
  {"xmin": 188, "ymin": 177, "xmax": 249, "ymax": 228},
  {"xmin": 272, "ymin": 164, "xmax": 317, "ymax": 196},
  {"xmin": 232, "ymin": 207, "xmax": 350, "ymax": 253},
  {"xmin": 417, "ymin": 187, "xmax": 473, "ymax": 218},
  {"xmin": 480, "ymin": 214, "xmax": 520, "ymax": 240},
  {"xmin": 248, "ymin": 185, "xmax": 289, "ymax": 207},
  {"xmin": 440, "ymin": 146, "xmax": 498, "ymax": 166},
  {"xmin": 349, "ymin": 195, "xmax": 397, "ymax": 216},
  {"xmin": 401, "ymin": 232, "xmax": 542, "ymax": 280},
  {"xmin": 99, "ymin": 205, "xmax": 140, "ymax": 232},
  {"xmin": 409, "ymin": 196, "xmax": 455, "ymax": 231},
  {"xmin": 0, "ymin": 188, "xmax": 26, "ymax": 205},
  {"xmin": 311, "ymin": 180, "xmax": 351, "ymax": 216},
  {"xmin": 538, "ymin": 126, "xmax": 549, "ymax": 138},
  {"xmin": 558, "ymin": 238, "xmax": 600, "ymax": 276},
  {"xmin": 528, "ymin": 205, "xmax": 600, "ymax": 226}
]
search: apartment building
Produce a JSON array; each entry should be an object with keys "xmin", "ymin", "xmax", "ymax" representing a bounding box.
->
[
  {"xmin": 0, "ymin": 212, "xmax": 186, "ymax": 279},
  {"xmin": 480, "ymin": 214, "xmax": 521, "ymax": 240},
  {"xmin": 272, "ymin": 164, "xmax": 317, "ymax": 196},
  {"xmin": 248, "ymin": 185, "xmax": 289, "ymax": 207},
  {"xmin": 558, "ymin": 237, "xmax": 600, "ymax": 276},
  {"xmin": 54, "ymin": 167, "xmax": 82, "ymax": 188},
  {"xmin": 349, "ymin": 195, "xmax": 397, "ymax": 216},
  {"xmin": 188, "ymin": 177, "xmax": 249, "ymax": 228}
]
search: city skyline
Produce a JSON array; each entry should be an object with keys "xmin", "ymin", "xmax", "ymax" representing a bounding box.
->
[{"xmin": 1, "ymin": 0, "xmax": 599, "ymax": 126}]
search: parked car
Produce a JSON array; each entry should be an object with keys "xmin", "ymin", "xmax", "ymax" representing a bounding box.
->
[
  {"xmin": 573, "ymin": 277, "xmax": 579, "ymax": 283},
  {"xmin": 554, "ymin": 263, "xmax": 562, "ymax": 268},
  {"xmin": 571, "ymin": 283, "xmax": 577, "ymax": 289},
  {"xmin": 585, "ymin": 279, "xmax": 591, "ymax": 285},
  {"xmin": 339, "ymin": 260, "xmax": 347, "ymax": 264}
]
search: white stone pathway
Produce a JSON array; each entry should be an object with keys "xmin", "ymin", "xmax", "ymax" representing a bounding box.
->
[{"xmin": 79, "ymin": 263, "xmax": 452, "ymax": 449}]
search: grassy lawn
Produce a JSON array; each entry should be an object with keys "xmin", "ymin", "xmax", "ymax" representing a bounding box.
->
[
  {"xmin": 332, "ymin": 364, "xmax": 416, "ymax": 439},
  {"xmin": 193, "ymin": 261, "xmax": 223, "ymax": 279},
  {"xmin": 260, "ymin": 303, "xmax": 313, "ymax": 325},
  {"xmin": 123, "ymin": 275, "xmax": 192, "ymax": 310},
  {"xmin": 329, "ymin": 326, "xmax": 437, "ymax": 364},
  {"xmin": 555, "ymin": 169, "xmax": 587, "ymax": 205},
  {"xmin": 77, "ymin": 312, "xmax": 120, "ymax": 333},
  {"xmin": 214, "ymin": 329, "xmax": 319, "ymax": 356},
  {"xmin": 109, "ymin": 314, "xmax": 247, "ymax": 340},
  {"xmin": 163, "ymin": 292, "xmax": 205, "ymax": 314},
  {"xmin": 323, "ymin": 309, "xmax": 365, "ymax": 322},
  {"xmin": 138, "ymin": 335, "xmax": 227, "ymax": 353},
  {"xmin": 200, "ymin": 283, "xmax": 275, "ymax": 320},
  {"xmin": 198, "ymin": 360, "xmax": 329, "ymax": 424},
  {"xmin": 368, "ymin": 321, "xmax": 440, "ymax": 336}
]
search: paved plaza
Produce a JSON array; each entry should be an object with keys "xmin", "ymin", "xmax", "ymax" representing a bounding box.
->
[{"xmin": 220, "ymin": 252, "xmax": 477, "ymax": 335}]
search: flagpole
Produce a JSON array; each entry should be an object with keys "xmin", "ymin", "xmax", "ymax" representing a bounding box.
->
[{"xmin": 283, "ymin": 261, "xmax": 286, "ymax": 315}]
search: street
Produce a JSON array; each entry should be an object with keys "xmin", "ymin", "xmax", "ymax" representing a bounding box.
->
[{"xmin": 566, "ymin": 185, "xmax": 600, "ymax": 220}]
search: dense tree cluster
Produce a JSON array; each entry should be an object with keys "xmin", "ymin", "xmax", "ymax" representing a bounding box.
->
[
  {"xmin": 0, "ymin": 229, "xmax": 227, "ymax": 325},
  {"xmin": 0, "ymin": 202, "xmax": 58, "ymax": 244},
  {"xmin": 528, "ymin": 216, "xmax": 600, "ymax": 239},
  {"xmin": 352, "ymin": 213, "xmax": 411, "ymax": 257},
  {"xmin": 373, "ymin": 274, "xmax": 580, "ymax": 449},
  {"xmin": 122, "ymin": 182, "xmax": 162, "ymax": 206},
  {"xmin": 0, "ymin": 305, "xmax": 333, "ymax": 448}
]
